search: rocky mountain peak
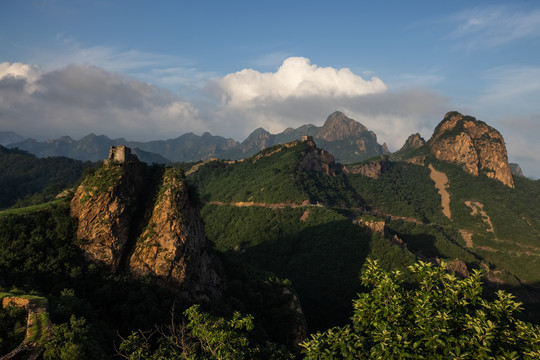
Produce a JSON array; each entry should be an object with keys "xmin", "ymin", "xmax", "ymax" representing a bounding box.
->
[
  {"xmin": 318, "ymin": 111, "xmax": 369, "ymax": 141},
  {"xmin": 428, "ymin": 111, "xmax": 514, "ymax": 188},
  {"xmin": 400, "ymin": 133, "xmax": 426, "ymax": 151},
  {"xmin": 509, "ymin": 163, "xmax": 525, "ymax": 178},
  {"xmin": 70, "ymin": 149, "xmax": 223, "ymax": 300}
]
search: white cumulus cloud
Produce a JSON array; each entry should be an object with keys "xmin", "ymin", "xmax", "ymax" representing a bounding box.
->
[{"xmin": 218, "ymin": 57, "xmax": 387, "ymax": 107}]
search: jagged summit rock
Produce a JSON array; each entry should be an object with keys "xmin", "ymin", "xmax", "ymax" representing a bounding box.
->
[
  {"xmin": 297, "ymin": 136, "xmax": 341, "ymax": 176},
  {"xmin": 70, "ymin": 159, "xmax": 223, "ymax": 301},
  {"xmin": 318, "ymin": 111, "xmax": 369, "ymax": 141},
  {"xmin": 509, "ymin": 163, "xmax": 525, "ymax": 178},
  {"xmin": 70, "ymin": 160, "xmax": 145, "ymax": 271},
  {"xmin": 428, "ymin": 111, "xmax": 514, "ymax": 188},
  {"xmin": 130, "ymin": 168, "xmax": 223, "ymax": 300},
  {"xmin": 400, "ymin": 133, "xmax": 426, "ymax": 151}
]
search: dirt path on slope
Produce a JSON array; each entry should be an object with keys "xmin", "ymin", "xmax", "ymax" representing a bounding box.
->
[
  {"xmin": 428, "ymin": 164, "xmax": 451, "ymax": 219},
  {"xmin": 207, "ymin": 200, "xmax": 314, "ymax": 209}
]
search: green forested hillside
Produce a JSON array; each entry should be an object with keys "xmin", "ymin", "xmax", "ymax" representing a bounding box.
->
[
  {"xmin": 0, "ymin": 145, "xmax": 92, "ymax": 209},
  {"xmin": 1, "ymin": 137, "xmax": 540, "ymax": 358},
  {"xmin": 188, "ymin": 140, "xmax": 540, "ymax": 329}
]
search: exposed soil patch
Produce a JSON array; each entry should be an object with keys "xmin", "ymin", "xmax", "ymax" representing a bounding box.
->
[
  {"xmin": 464, "ymin": 201, "xmax": 494, "ymax": 233},
  {"xmin": 428, "ymin": 164, "xmax": 451, "ymax": 219},
  {"xmin": 300, "ymin": 209, "xmax": 311, "ymax": 221},
  {"xmin": 459, "ymin": 229, "xmax": 474, "ymax": 248}
]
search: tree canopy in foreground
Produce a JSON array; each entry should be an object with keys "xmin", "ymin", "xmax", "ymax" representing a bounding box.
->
[{"xmin": 301, "ymin": 259, "xmax": 540, "ymax": 359}]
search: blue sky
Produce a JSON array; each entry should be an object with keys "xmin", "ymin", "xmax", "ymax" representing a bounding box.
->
[{"xmin": 1, "ymin": 0, "xmax": 539, "ymax": 177}]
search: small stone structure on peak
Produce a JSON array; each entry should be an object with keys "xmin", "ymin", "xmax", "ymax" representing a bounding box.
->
[{"xmin": 105, "ymin": 145, "xmax": 138, "ymax": 164}]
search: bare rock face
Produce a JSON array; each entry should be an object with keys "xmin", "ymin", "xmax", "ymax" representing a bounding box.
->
[
  {"xmin": 70, "ymin": 160, "xmax": 145, "ymax": 271},
  {"xmin": 129, "ymin": 168, "xmax": 223, "ymax": 300},
  {"xmin": 344, "ymin": 156, "xmax": 391, "ymax": 179},
  {"xmin": 446, "ymin": 258, "xmax": 470, "ymax": 279},
  {"xmin": 400, "ymin": 133, "xmax": 426, "ymax": 151},
  {"xmin": 428, "ymin": 111, "xmax": 514, "ymax": 188},
  {"xmin": 70, "ymin": 147, "xmax": 224, "ymax": 301},
  {"xmin": 281, "ymin": 287, "xmax": 308, "ymax": 349},
  {"xmin": 297, "ymin": 138, "xmax": 340, "ymax": 176}
]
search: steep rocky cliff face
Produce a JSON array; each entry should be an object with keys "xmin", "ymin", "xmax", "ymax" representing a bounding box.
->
[
  {"xmin": 70, "ymin": 155, "xmax": 223, "ymax": 300},
  {"xmin": 428, "ymin": 111, "xmax": 514, "ymax": 188},
  {"xmin": 130, "ymin": 168, "xmax": 223, "ymax": 299},
  {"xmin": 344, "ymin": 156, "xmax": 391, "ymax": 179},
  {"xmin": 297, "ymin": 138, "xmax": 341, "ymax": 176},
  {"xmin": 70, "ymin": 160, "xmax": 145, "ymax": 271}
]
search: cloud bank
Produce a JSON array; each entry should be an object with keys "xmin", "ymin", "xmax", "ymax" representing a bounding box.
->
[
  {"xmin": 0, "ymin": 58, "xmax": 448, "ymax": 150},
  {"xmin": 0, "ymin": 62, "xmax": 204, "ymax": 140}
]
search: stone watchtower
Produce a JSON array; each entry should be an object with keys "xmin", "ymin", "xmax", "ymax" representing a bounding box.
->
[{"xmin": 104, "ymin": 145, "xmax": 138, "ymax": 164}]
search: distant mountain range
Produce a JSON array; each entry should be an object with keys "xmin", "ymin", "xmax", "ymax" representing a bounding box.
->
[
  {"xmin": 5, "ymin": 111, "xmax": 388, "ymax": 164},
  {"xmin": 0, "ymin": 131, "xmax": 26, "ymax": 146}
]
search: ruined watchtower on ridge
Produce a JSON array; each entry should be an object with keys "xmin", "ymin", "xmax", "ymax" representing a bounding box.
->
[{"xmin": 104, "ymin": 145, "xmax": 138, "ymax": 165}]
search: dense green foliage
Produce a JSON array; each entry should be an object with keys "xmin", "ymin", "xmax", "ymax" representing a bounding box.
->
[
  {"xmin": 201, "ymin": 204, "xmax": 417, "ymax": 331},
  {"xmin": 0, "ymin": 203, "xmax": 185, "ymax": 355},
  {"xmin": 301, "ymin": 259, "xmax": 540, "ymax": 359},
  {"xmin": 190, "ymin": 143, "xmax": 310, "ymax": 204},
  {"xmin": 43, "ymin": 315, "xmax": 107, "ymax": 360},
  {"xmin": 0, "ymin": 304, "xmax": 27, "ymax": 356},
  {"xmin": 347, "ymin": 162, "xmax": 449, "ymax": 224},
  {"xmin": 428, "ymin": 159, "xmax": 540, "ymax": 283},
  {"xmin": 190, "ymin": 142, "xmax": 362, "ymax": 208},
  {"xmin": 0, "ymin": 145, "xmax": 92, "ymax": 209},
  {"xmin": 117, "ymin": 304, "xmax": 292, "ymax": 359},
  {"xmin": 1, "ymin": 135, "xmax": 540, "ymax": 358},
  {"xmin": 0, "ymin": 200, "xmax": 307, "ymax": 357}
]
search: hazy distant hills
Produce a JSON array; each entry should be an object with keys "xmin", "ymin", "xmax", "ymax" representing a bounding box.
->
[
  {"xmin": 6, "ymin": 111, "xmax": 388, "ymax": 164},
  {"xmin": 0, "ymin": 131, "xmax": 25, "ymax": 146}
]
